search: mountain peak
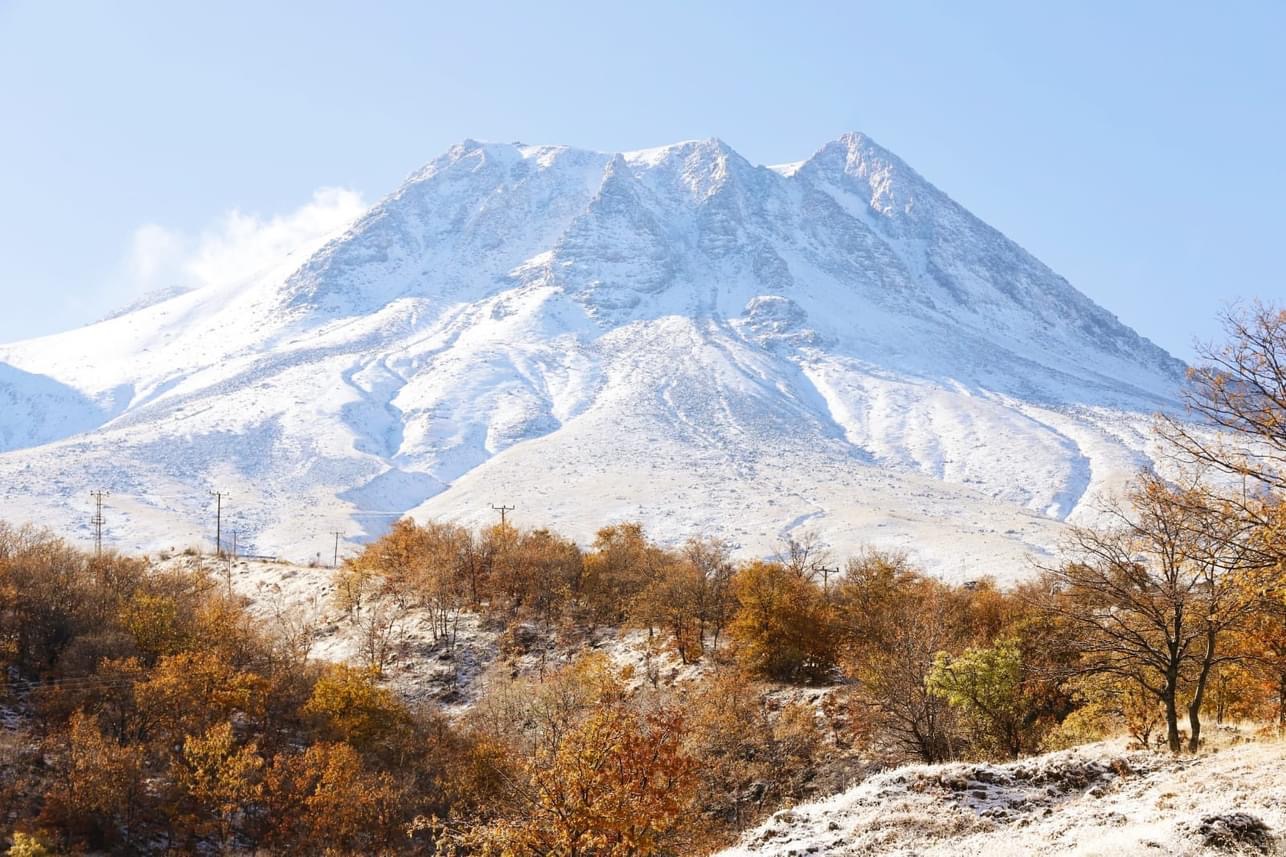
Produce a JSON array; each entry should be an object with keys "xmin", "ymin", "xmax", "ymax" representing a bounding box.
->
[
  {"xmin": 622, "ymin": 136, "xmax": 737, "ymax": 166},
  {"xmin": 797, "ymin": 131, "xmax": 929, "ymax": 216}
]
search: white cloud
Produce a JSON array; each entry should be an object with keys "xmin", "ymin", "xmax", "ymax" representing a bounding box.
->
[{"xmin": 120, "ymin": 187, "xmax": 367, "ymax": 300}]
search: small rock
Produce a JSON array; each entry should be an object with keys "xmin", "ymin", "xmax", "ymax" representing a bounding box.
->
[{"xmin": 1190, "ymin": 813, "xmax": 1274, "ymax": 853}]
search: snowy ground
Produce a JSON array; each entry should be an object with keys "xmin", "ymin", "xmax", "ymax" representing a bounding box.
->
[{"xmin": 718, "ymin": 735, "xmax": 1286, "ymax": 856}]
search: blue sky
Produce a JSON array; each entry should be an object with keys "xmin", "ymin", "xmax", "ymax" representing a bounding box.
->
[{"xmin": 0, "ymin": 1, "xmax": 1282, "ymax": 358}]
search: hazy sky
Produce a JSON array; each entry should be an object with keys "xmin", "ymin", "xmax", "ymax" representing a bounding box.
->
[{"xmin": 1, "ymin": 1, "xmax": 1282, "ymax": 358}]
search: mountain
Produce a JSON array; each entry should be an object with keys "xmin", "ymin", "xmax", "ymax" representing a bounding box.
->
[{"xmin": 0, "ymin": 134, "xmax": 1184, "ymax": 575}]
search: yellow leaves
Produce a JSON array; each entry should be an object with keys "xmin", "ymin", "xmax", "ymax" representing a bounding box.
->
[
  {"xmin": 535, "ymin": 705, "xmax": 697, "ymax": 855},
  {"xmin": 134, "ymin": 650, "xmax": 268, "ymax": 741},
  {"xmin": 456, "ymin": 703, "xmax": 698, "ymax": 857},
  {"xmin": 58, "ymin": 710, "xmax": 146, "ymax": 821},
  {"xmin": 728, "ymin": 560, "xmax": 839, "ymax": 682},
  {"xmin": 1255, "ymin": 501, "xmax": 1286, "ymax": 572},
  {"xmin": 302, "ymin": 664, "xmax": 411, "ymax": 756},
  {"xmin": 631, "ymin": 557, "xmax": 707, "ymax": 663},
  {"xmin": 263, "ymin": 741, "xmax": 404, "ymax": 852},
  {"xmin": 174, "ymin": 722, "xmax": 264, "ymax": 840},
  {"xmin": 331, "ymin": 554, "xmax": 378, "ymax": 614},
  {"xmin": 117, "ymin": 591, "xmax": 187, "ymax": 658},
  {"xmin": 191, "ymin": 593, "xmax": 262, "ymax": 663},
  {"xmin": 5, "ymin": 832, "xmax": 54, "ymax": 857}
]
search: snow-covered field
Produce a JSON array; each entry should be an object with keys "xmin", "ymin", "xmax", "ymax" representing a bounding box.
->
[
  {"xmin": 0, "ymin": 134, "xmax": 1185, "ymax": 579},
  {"xmin": 719, "ymin": 737, "xmax": 1286, "ymax": 856}
]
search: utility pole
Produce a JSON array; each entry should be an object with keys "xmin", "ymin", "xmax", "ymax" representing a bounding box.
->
[
  {"xmin": 211, "ymin": 491, "xmax": 226, "ymax": 557},
  {"xmin": 89, "ymin": 490, "xmax": 109, "ymax": 557},
  {"xmin": 332, "ymin": 531, "xmax": 342, "ymax": 569},
  {"xmin": 820, "ymin": 565, "xmax": 839, "ymax": 600},
  {"xmin": 490, "ymin": 503, "xmax": 514, "ymax": 527}
]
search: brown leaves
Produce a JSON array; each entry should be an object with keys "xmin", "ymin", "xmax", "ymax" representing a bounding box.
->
[
  {"xmin": 729, "ymin": 560, "xmax": 839, "ymax": 683},
  {"xmin": 452, "ymin": 703, "xmax": 698, "ymax": 857},
  {"xmin": 262, "ymin": 742, "xmax": 404, "ymax": 853}
]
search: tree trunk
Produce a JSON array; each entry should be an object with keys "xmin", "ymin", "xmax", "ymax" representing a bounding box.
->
[
  {"xmin": 1277, "ymin": 671, "xmax": 1286, "ymax": 732},
  {"xmin": 1186, "ymin": 698, "xmax": 1203, "ymax": 753},
  {"xmin": 1164, "ymin": 683, "xmax": 1181, "ymax": 754},
  {"xmin": 1188, "ymin": 630, "xmax": 1217, "ymax": 753}
]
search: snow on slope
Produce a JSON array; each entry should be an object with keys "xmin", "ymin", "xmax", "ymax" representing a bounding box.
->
[
  {"xmin": 0, "ymin": 134, "xmax": 1185, "ymax": 575},
  {"xmin": 717, "ymin": 739, "xmax": 1286, "ymax": 856}
]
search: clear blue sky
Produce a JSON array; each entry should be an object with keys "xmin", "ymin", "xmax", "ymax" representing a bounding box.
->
[{"xmin": 1, "ymin": 1, "xmax": 1283, "ymax": 359}]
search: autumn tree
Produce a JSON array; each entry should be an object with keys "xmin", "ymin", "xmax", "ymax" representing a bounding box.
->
[
  {"xmin": 830, "ymin": 552, "xmax": 964, "ymax": 761},
  {"xmin": 1043, "ymin": 474, "xmax": 1265, "ymax": 752},
  {"xmin": 132, "ymin": 650, "xmax": 268, "ymax": 745},
  {"xmin": 680, "ymin": 668, "xmax": 822, "ymax": 841},
  {"xmin": 302, "ymin": 664, "xmax": 413, "ymax": 760},
  {"xmin": 171, "ymin": 722, "xmax": 264, "ymax": 850},
  {"xmin": 0, "ymin": 525, "xmax": 90, "ymax": 671},
  {"xmin": 41, "ymin": 711, "xmax": 147, "ymax": 850},
  {"xmin": 262, "ymin": 742, "xmax": 405, "ymax": 853},
  {"xmin": 631, "ymin": 554, "xmax": 705, "ymax": 663},
  {"xmin": 492, "ymin": 526, "xmax": 581, "ymax": 629},
  {"xmin": 581, "ymin": 523, "xmax": 668, "ymax": 626},
  {"xmin": 729, "ymin": 560, "xmax": 837, "ymax": 683},
  {"xmin": 402, "ymin": 522, "xmax": 471, "ymax": 648},
  {"xmin": 684, "ymin": 537, "xmax": 738, "ymax": 653},
  {"xmin": 453, "ymin": 704, "xmax": 697, "ymax": 856},
  {"xmin": 1149, "ymin": 305, "xmax": 1286, "ymax": 731}
]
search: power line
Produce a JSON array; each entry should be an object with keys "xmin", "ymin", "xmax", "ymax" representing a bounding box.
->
[{"xmin": 490, "ymin": 503, "xmax": 514, "ymax": 526}]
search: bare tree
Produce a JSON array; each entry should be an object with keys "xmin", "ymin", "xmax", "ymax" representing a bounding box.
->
[
  {"xmin": 354, "ymin": 592, "xmax": 409, "ymax": 676},
  {"xmin": 684, "ymin": 536, "xmax": 736, "ymax": 654},
  {"xmin": 1159, "ymin": 302, "xmax": 1286, "ymax": 515},
  {"xmin": 775, "ymin": 530, "xmax": 831, "ymax": 582}
]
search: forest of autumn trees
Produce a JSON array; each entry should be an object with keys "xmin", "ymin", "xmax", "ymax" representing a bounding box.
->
[{"xmin": 2, "ymin": 304, "xmax": 1286, "ymax": 855}]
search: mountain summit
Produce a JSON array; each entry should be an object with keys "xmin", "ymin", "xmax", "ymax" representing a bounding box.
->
[{"xmin": 0, "ymin": 135, "xmax": 1183, "ymax": 574}]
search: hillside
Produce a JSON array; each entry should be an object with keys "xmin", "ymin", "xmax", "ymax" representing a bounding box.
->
[{"xmin": 154, "ymin": 551, "xmax": 1286, "ymax": 857}]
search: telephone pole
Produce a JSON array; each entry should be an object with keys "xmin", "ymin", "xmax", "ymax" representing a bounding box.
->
[
  {"xmin": 820, "ymin": 565, "xmax": 839, "ymax": 600},
  {"xmin": 211, "ymin": 491, "xmax": 226, "ymax": 557},
  {"xmin": 89, "ymin": 490, "xmax": 109, "ymax": 557},
  {"xmin": 332, "ymin": 531, "xmax": 342, "ymax": 568},
  {"xmin": 490, "ymin": 503, "xmax": 514, "ymax": 526}
]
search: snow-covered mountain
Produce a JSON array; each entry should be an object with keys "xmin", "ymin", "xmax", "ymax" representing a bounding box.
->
[{"xmin": 0, "ymin": 134, "xmax": 1184, "ymax": 575}]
